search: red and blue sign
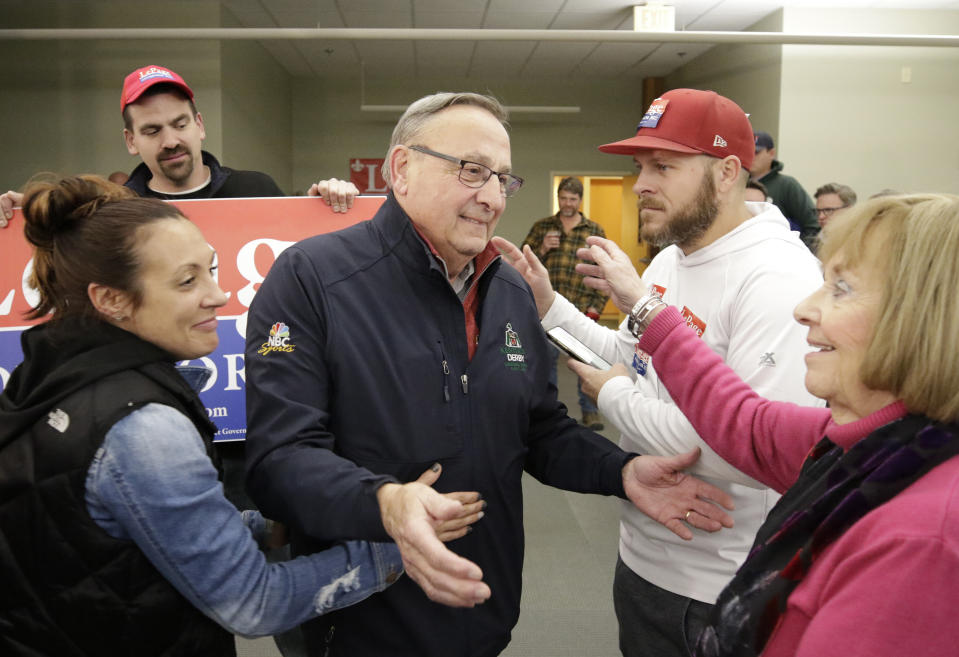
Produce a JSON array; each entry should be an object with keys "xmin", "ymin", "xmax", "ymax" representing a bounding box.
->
[{"xmin": 1, "ymin": 195, "xmax": 385, "ymax": 440}]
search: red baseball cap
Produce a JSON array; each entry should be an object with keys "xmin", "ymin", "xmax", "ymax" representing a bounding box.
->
[
  {"xmin": 120, "ymin": 65, "xmax": 194, "ymax": 113},
  {"xmin": 598, "ymin": 88, "xmax": 754, "ymax": 170}
]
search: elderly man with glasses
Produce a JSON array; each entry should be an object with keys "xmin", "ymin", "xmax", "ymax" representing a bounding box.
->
[{"xmin": 243, "ymin": 92, "xmax": 735, "ymax": 657}]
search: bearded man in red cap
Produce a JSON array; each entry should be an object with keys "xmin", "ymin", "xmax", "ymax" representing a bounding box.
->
[{"xmin": 495, "ymin": 88, "xmax": 825, "ymax": 657}]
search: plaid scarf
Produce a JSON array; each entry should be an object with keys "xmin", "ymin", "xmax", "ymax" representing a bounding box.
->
[{"xmin": 695, "ymin": 414, "xmax": 959, "ymax": 657}]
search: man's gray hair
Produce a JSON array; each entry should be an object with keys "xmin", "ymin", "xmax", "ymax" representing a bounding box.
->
[
  {"xmin": 815, "ymin": 182, "xmax": 857, "ymax": 207},
  {"xmin": 381, "ymin": 92, "xmax": 509, "ymax": 185}
]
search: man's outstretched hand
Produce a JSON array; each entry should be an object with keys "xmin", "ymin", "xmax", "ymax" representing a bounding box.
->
[
  {"xmin": 377, "ymin": 469, "xmax": 491, "ymax": 607},
  {"xmin": 623, "ymin": 448, "xmax": 735, "ymax": 541},
  {"xmin": 490, "ymin": 236, "xmax": 555, "ymax": 319},
  {"xmin": 415, "ymin": 464, "xmax": 485, "ymax": 543}
]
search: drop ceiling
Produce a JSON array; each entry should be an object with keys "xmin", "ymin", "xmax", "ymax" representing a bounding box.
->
[{"xmin": 219, "ymin": 0, "xmax": 959, "ymax": 79}]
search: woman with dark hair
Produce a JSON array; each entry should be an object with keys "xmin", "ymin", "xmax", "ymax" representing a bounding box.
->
[{"xmin": 0, "ymin": 176, "xmax": 463, "ymax": 656}]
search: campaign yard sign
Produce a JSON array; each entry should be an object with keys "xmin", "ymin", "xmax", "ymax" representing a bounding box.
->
[{"xmin": 1, "ymin": 195, "xmax": 385, "ymax": 441}]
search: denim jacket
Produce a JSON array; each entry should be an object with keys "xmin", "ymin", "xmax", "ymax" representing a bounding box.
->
[{"xmin": 84, "ymin": 366, "xmax": 403, "ymax": 637}]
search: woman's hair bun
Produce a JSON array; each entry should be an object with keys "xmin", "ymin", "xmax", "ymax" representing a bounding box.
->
[{"xmin": 21, "ymin": 174, "xmax": 135, "ymax": 251}]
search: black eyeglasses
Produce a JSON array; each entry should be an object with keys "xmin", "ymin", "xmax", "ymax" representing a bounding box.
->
[
  {"xmin": 409, "ymin": 145, "xmax": 524, "ymax": 198},
  {"xmin": 816, "ymin": 205, "xmax": 848, "ymax": 217}
]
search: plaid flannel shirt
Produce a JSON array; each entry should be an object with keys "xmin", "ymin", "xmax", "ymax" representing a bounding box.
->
[{"xmin": 521, "ymin": 213, "xmax": 608, "ymax": 313}]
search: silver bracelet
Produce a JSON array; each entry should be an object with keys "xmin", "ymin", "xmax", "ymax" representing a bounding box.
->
[{"xmin": 627, "ymin": 292, "xmax": 666, "ymax": 339}]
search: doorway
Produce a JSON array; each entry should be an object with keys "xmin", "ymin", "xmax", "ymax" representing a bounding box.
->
[{"xmin": 550, "ymin": 174, "xmax": 652, "ymax": 322}]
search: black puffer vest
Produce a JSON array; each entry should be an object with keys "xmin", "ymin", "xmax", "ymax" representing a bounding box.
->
[{"xmin": 0, "ymin": 356, "xmax": 234, "ymax": 657}]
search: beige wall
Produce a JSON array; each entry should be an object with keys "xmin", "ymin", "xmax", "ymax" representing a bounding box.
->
[
  {"xmin": 665, "ymin": 10, "xmax": 784, "ymax": 137},
  {"xmin": 779, "ymin": 8, "xmax": 959, "ymax": 198},
  {"xmin": 666, "ymin": 7, "xmax": 959, "ymax": 201},
  {"xmin": 220, "ymin": 7, "xmax": 293, "ymax": 193}
]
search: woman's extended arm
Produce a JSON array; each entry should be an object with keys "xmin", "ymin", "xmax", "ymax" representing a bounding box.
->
[
  {"xmin": 85, "ymin": 404, "xmax": 403, "ymax": 637},
  {"xmin": 640, "ymin": 306, "xmax": 832, "ymax": 492}
]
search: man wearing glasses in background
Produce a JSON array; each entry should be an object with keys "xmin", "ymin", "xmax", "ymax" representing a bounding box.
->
[
  {"xmin": 814, "ymin": 182, "xmax": 857, "ymax": 228},
  {"xmin": 243, "ymin": 92, "xmax": 735, "ymax": 657}
]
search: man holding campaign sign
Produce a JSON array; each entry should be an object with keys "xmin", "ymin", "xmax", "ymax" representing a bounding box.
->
[
  {"xmin": 0, "ymin": 63, "xmax": 357, "ymax": 225},
  {"xmin": 2, "ymin": 61, "xmax": 366, "ymax": 421}
]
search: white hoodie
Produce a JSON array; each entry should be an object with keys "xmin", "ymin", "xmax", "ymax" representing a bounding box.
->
[{"xmin": 542, "ymin": 202, "xmax": 824, "ymax": 603}]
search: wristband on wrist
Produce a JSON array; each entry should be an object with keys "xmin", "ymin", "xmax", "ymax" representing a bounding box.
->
[{"xmin": 626, "ymin": 292, "xmax": 666, "ymax": 340}]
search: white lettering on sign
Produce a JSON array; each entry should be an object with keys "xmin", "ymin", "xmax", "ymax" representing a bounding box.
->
[
  {"xmin": 363, "ymin": 164, "xmax": 388, "ymax": 193},
  {"xmin": 235, "ymin": 238, "xmax": 296, "ymax": 310},
  {"xmin": 177, "ymin": 353, "xmax": 247, "ymax": 393},
  {"xmin": 223, "ymin": 353, "xmax": 246, "ymax": 391},
  {"xmin": 232, "ymin": 238, "xmax": 296, "ymax": 338},
  {"xmin": 1, "ymin": 258, "xmax": 40, "ymax": 317}
]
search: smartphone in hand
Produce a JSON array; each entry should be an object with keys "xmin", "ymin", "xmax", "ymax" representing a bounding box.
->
[{"xmin": 546, "ymin": 326, "xmax": 612, "ymax": 371}]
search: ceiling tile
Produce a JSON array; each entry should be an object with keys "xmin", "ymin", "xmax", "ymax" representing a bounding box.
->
[
  {"xmin": 521, "ymin": 41, "xmax": 602, "ymax": 77},
  {"xmin": 270, "ymin": 10, "xmax": 321, "ymax": 27},
  {"xmin": 259, "ymin": 0, "xmax": 321, "ymax": 11},
  {"xmin": 297, "ymin": 39, "xmax": 359, "ymax": 69},
  {"xmin": 316, "ymin": 10, "xmax": 347, "ymax": 28},
  {"xmin": 355, "ymin": 40, "xmax": 417, "ymax": 76},
  {"xmin": 469, "ymin": 41, "xmax": 538, "ymax": 77},
  {"xmin": 331, "ymin": 0, "xmax": 409, "ymax": 11},
  {"xmin": 577, "ymin": 41, "xmax": 660, "ymax": 77},
  {"xmin": 482, "ymin": 11, "xmax": 559, "ymax": 29},
  {"xmin": 206, "ymin": 1, "xmax": 959, "ymax": 81},
  {"xmin": 415, "ymin": 41, "xmax": 473, "ymax": 76},
  {"xmin": 631, "ymin": 43, "xmax": 715, "ymax": 77},
  {"xmin": 415, "ymin": 0, "xmax": 486, "ymax": 11},
  {"xmin": 413, "ymin": 11, "xmax": 486, "ymax": 28},
  {"xmin": 682, "ymin": 5, "xmax": 781, "ymax": 31},
  {"xmin": 488, "ymin": 0, "xmax": 565, "ymax": 10},
  {"xmin": 220, "ymin": 0, "xmax": 265, "ymax": 13},
  {"xmin": 260, "ymin": 41, "xmax": 315, "ymax": 76},
  {"xmin": 341, "ymin": 10, "xmax": 412, "ymax": 28},
  {"xmin": 228, "ymin": 11, "xmax": 278, "ymax": 28},
  {"xmin": 550, "ymin": 9, "xmax": 633, "ymax": 30}
]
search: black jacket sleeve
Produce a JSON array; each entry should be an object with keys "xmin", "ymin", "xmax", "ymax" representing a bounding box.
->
[{"xmin": 244, "ymin": 246, "xmax": 396, "ymax": 542}]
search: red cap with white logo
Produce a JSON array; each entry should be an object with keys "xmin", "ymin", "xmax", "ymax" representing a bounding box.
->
[
  {"xmin": 120, "ymin": 65, "xmax": 195, "ymax": 113},
  {"xmin": 598, "ymin": 88, "xmax": 754, "ymax": 170}
]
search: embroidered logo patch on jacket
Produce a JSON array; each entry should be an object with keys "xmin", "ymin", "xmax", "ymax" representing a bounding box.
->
[
  {"xmin": 257, "ymin": 321, "xmax": 297, "ymax": 356},
  {"xmin": 500, "ymin": 323, "xmax": 527, "ymax": 371}
]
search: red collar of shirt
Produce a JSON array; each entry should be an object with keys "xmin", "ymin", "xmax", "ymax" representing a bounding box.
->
[{"xmin": 410, "ymin": 221, "xmax": 500, "ymax": 360}]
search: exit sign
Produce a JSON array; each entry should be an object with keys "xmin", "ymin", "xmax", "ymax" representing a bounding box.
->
[{"xmin": 633, "ymin": 3, "xmax": 675, "ymax": 32}]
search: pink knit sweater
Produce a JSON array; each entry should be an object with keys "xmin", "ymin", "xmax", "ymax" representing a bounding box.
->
[{"xmin": 639, "ymin": 306, "xmax": 959, "ymax": 657}]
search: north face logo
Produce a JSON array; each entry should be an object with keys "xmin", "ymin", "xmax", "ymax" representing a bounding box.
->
[
  {"xmin": 47, "ymin": 408, "xmax": 70, "ymax": 433},
  {"xmin": 713, "ymin": 135, "xmax": 728, "ymax": 147}
]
